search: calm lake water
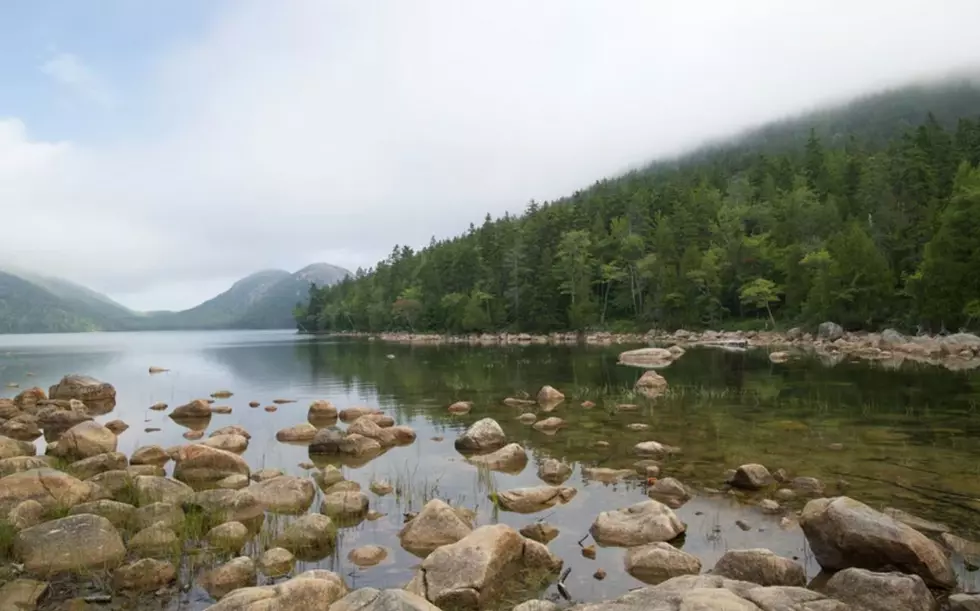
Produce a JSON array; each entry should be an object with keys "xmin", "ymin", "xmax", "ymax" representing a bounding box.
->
[{"xmin": 2, "ymin": 329, "xmax": 979, "ymax": 606}]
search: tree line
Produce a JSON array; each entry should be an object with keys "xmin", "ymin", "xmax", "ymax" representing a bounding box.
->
[{"xmin": 296, "ymin": 90, "xmax": 980, "ymax": 335}]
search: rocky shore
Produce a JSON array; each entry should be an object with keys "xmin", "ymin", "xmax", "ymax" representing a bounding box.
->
[
  {"xmin": 1, "ymin": 374, "xmax": 979, "ymax": 611},
  {"xmin": 332, "ymin": 322, "xmax": 980, "ymax": 371}
]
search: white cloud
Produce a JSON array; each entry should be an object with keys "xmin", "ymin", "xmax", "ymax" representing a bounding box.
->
[
  {"xmin": 40, "ymin": 52, "xmax": 117, "ymax": 108},
  {"xmin": 6, "ymin": 0, "xmax": 980, "ymax": 310}
]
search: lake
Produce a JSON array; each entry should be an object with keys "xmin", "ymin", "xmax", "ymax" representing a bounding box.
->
[{"xmin": 1, "ymin": 329, "xmax": 979, "ymax": 608}]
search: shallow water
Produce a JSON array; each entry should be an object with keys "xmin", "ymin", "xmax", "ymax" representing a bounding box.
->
[{"xmin": 1, "ymin": 330, "xmax": 979, "ymax": 607}]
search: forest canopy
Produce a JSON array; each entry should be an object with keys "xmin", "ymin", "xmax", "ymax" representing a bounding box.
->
[{"xmin": 296, "ymin": 81, "xmax": 980, "ymax": 335}]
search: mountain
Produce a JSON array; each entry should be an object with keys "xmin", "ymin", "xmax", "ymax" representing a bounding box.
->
[
  {"xmin": 0, "ymin": 263, "xmax": 350, "ymax": 333},
  {"xmin": 297, "ymin": 74, "xmax": 980, "ymax": 334}
]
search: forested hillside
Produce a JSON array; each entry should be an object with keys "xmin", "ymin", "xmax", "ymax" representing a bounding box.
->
[{"xmin": 296, "ymin": 79, "xmax": 980, "ymax": 334}]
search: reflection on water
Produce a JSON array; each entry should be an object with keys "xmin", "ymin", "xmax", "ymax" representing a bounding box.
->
[{"xmin": 2, "ymin": 330, "xmax": 980, "ymax": 606}]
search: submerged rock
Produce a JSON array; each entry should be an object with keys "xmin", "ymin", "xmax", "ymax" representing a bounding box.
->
[
  {"xmin": 730, "ymin": 463, "xmax": 773, "ymax": 490},
  {"xmin": 259, "ymin": 547, "xmax": 296, "ymax": 577},
  {"xmin": 590, "ymin": 500, "xmax": 686, "ymax": 547},
  {"xmin": 448, "ymin": 401, "xmax": 472, "ymax": 414},
  {"xmin": 495, "ymin": 485, "xmax": 576, "ymax": 513},
  {"xmin": 520, "ymin": 522, "xmax": 559, "ymax": 544},
  {"xmin": 454, "ymin": 418, "xmax": 507, "ymax": 452},
  {"xmin": 398, "ymin": 499, "xmax": 474, "ymax": 557},
  {"xmin": 800, "ymin": 496, "xmax": 955, "ymax": 588},
  {"xmin": 625, "ymin": 542, "xmax": 702, "ymax": 584},
  {"xmin": 883, "ymin": 507, "xmax": 950, "ymax": 537},
  {"xmin": 15, "ymin": 514, "xmax": 125, "ymax": 575},
  {"xmin": 582, "ymin": 467, "xmax": 634, "ymax": 483},
  {"xmin": 634, "ymin": 370, "xmax": 669, "ymax": 397},
  {"xmin": 531, "ymin": 417, "xmax": 565, "ymax": 432},
  {"xmin": 274, "ymin": 514, "xmax": 337, "ymax": 559},
  {"xmin": 537, "ymin": 385, "xmax": 565, "ymax": 406}
]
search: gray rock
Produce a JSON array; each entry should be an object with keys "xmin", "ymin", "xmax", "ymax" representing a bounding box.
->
[
  {"xmin": 519, "ymin": 522, "xmax": 559, "ymax": 544},
  {"xmin": 883, "ymin": 507, "xmax": 950, "ymax": 537},
  {"xmin": 790, "ymin": 476, "xmax": 825, "ymax": 496},
  {"xmin": 68, "ymin": 499, "xmax": 135, "ymax": 529},
  {"xmin": 817, "ymin": 322, "xmax": 844, "ymax": 341},
  {"xmin": 67, "ymin": 452, "xmax": 128, "ymax": 480},
  {"xmin": 537, "ymin": 458, "xmax": 572, "ymax": 484},
  {"xmin": 800, "ymin": 496, "xmax": 955, "ymax": 588},
  {"xmin": 454, "ymin": 418, "xmax": 507, "ymax": 452},
  {"xmin": 823, "ymin": 568, "xmax": 936, "ymax": 611},
  {"xmin": 731, "ymin": 464, "xmax": 773, "ymax": 490},
  {"xmin": 625, "ymin": 542, "xmax": 701, "ymax": 584},
  {"xmin": 133, "ymin": 501, "xmax": 184, "ymax": 531},
  {"xmin": 14, "ymin": 514, "xmax": 125, "ymax": 575},
  {"xmin": 950, "ymin": 594, "xmax": 980, "ymax": 611},
  {"xmin": 398, "ymin": 499, "xmax": 473, "ymax": 557},
  {"xmin": 590, "ymin": 500, "xmax": 686, "ymax": 547},
  {"xmin": 710, "ymin": 549, "xmax": 805, "ymax": 586}
]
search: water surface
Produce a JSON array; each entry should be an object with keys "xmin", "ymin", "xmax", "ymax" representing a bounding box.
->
[{"xmin": 2, "ymin": 330, "xmax": 979, "ymax": 606}]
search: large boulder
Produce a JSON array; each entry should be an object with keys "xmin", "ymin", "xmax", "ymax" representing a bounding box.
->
[
  {"xmin": 67, "ymin": 451, "xmax": 127, "ymax": 480},
  {"xmin": 274, "ymin": 513, "xmax": 338, "ymax": 560},
  {"xmin": 817, "ymin": 322, "xmax": 844, "ymax": 341},
  {"xmin": 308, "ymin": 400, "xmax": 338, "ymax": 424},
  {"xmin": 730, "ymin": 463, "xmax": 773, "ymax": 490},
  {"xmin": 822, "ymin": 568, "xmax": 936, "ymax": 611},
  {"xmin": 173, "ymin": 444, "xmax": 250, "ymax": 484},
  {"xmin": 405, "ymin": 524, "xmax": 562, "ymax": 609},
  {"xmin": 709, "ymin": 549, "xmax": 805, "ymax": 587},
  {"xmin": 495, "ymin": 486, "xmax": 576, "ymax": 514},
  {"xmin": 321, "ymin": 491, "xmax": 370, "ymax": 522},
  {"xmin": 454, "ymin": 418, "xmax": 507, "ymax": 452},
  {"xmin": 562, "ymin": 574, "xmax": 847, "ymax": 611},
  {"xmin": 590, "ymin": 500, "xmax": 686, "ymax": 547},
  {"xmin": 398, "ymin": 499, "xmax": 474, "ymax": 557},
  {"xmin": 0, "ymin": 435, "xmax": 35, "ymax": 460},
  {"xmin": 537, "ymin": 458, "xmax": 572, "ymax": 484},
  {"xmin": 133, "ymin": 501, "xmax": 185, "ymax": 531},
  {"xmin": 133, "ymin": 475, "xmax": 195, "ymax": 505},
  {"xmin": 14, "ymin": 514, "xmax": 125, "ymax": 575},
  {"xmin": 185, "ymin": 488, "xmax": 265, "ymax": 523},
  {"xmin": 248, "ymin": 475, "xmax": 315, "ymax": 514},
  {"xmin": 466, "ymin": 443, "xmax": 528, "ymax": 473},
  {"xmin": 203, "ymin": 569, "xmax": 349, "ymax": 611},
  {"xmin": 619, "ymin": 348, "xmax": 674, "ymax": 368},
  {"xmin": 50, "ymin": 421, "xmax": 117, "ymax": 460},
  {"xmin": 309, "ymin": 428, "xmax": 344, "ymax": 454},
  {"xmin": 331, "ymin": 588, "xmax": 441, "ymax": 611},
  {"xmin": 201, "ymin": 434, "xmax": 249, "ymax": 454},
  {"xmin": 48, "ymin": 375, "xmax": 116, "ymax": 404},
  {"xmin": 800, "ymin": 496, "xmax": 955, "ymax": 588},
  {"xmin": 0, "ymin": 468, "xmax": 91, "ymax": 513},
  {"xmin": 625, "ymin": 542, "xmax": 702, "ymax": 584},
  {"xmin": 130, "ymin": 445, "xmax": 171, "ymax": 466},
  {"xmin": 0, "ymin": 455, "xmax": 54, "ymax": 478},
  {"xmin": 68, "ymin": 499, "xmax": 136, "ymax": 529}
]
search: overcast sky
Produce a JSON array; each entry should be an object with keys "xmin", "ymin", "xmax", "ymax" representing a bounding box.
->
[{"xmin": 2, "ymin": 1, "xmax": 980, "ymax": 311}]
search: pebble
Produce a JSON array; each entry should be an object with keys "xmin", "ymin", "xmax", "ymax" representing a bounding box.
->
[
  {"xmin": 593, "ymin": 569, "xmax": 607, "ymax": 580},
  {"xmin": 735, "ymin": 519, "xmax": 751, "ymax": 531}
]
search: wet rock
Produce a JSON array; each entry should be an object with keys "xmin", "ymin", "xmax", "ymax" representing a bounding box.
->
[
  {"xmin": 405, "ymin": 524, "xmax": 561, "ymax": 609},
  {"xmin": 800, "ymin": 496, "xmax": 955, "ymax": 588},
  {"xmin": 950, "ymin": 594, "xmax": 980, "ymax": 611},
  {"xmin": 112, "ymin": 558, "xmax": 176, "ymax": 592},
  {"xmin": 731, "ymin": 463, "xmax": 773, "ymax": 490},
  {"xmin": 249, "ymin": 475, "xmax": 315, "ymax": 514},
  {"xmin": 173, "ymin": 444, "xmax": 250, "ymax": 484},
  {"xmin": 48, "ymin": 375, "xmax": 116, "ymax": 404},
  {"xmin": 710, "ymin": 549, "xmax": 805, "ymax": 586},
  {"xmin": 633, "ymin": 440, "xmax": 677, "ymax": 458},
  {"xmin": 823, "ymin": 568, "xmax": 936, "ymax": 611},
  {"xmin": 454, "ymin": 418, "xmax": 507, "ymax": 452},
  {"xmin": 531, "ymin": 417, "xmax": 565, "ymax": 432},
  {"xmin": 129, "ymin": 522, "xmax": 179, "ymax": 557},
  {"xmin": 0, "ymin": 468, "xmax": 91, "ymax": 513},
  {"xmin": 495, "ymin": 485, "xmax": 576, "ymax": 513},
  {"xmin": 520, "ymin": 522, "xmax": 559, "ymax": 544},
  {"xmin": 883, "ymin": 507, "xmax": 950, "ymax": 537},
  {"xmin": 338, "ymin": 433, "xmax": 383, "ymax": 457},
  {"xmin": 347, "ymin": 416, "xmax": 398, "ymax": 447},
  {"xmin": 259, "ymin": 547, "xmax": 295, "ymax": 577},
  {"xmin": 15, "ymin": 514, "xmax": 125, "ymax": 575},
  {"xmin": 50, "ymin": 421, "xmax": 117, "ymax": 460},
  {"xmin": 199, "ymin": 556, "xmax": 257, "ymax": 600},
  {"xmin": 68, "ymin": 452, "xmax": 127, "ymax": 480},
  {"xmin": 625, "ymin": 542, "xmax": 702, "ymax": 584},
  {"xmin": 68, "ymin": 499, "xmax": 135, "ymax": 529},
  {"xmin": 634, "ymin": 370, "xmax": 669, "ymax": 397},
  {"xmin": 398, "ymin": 499, "xmax": 474, "ymax": 557},
  {"xmin": 211, "ymin": 405, "xmax": 233, "ymax": 414},
  {"xmin": 518, "ymin": 413, "xmax": 538, "ymax": 424},
  {"xmin": 309, "ymin": 400, "xmax": 338, "ymax": 423},
  {"xmin": 759, "ymin": 499, "xmax": 781, "ymax": 514},
  {"xmin": 0, "ymin": 579, "xmax": 48, "ymax": 610},
  {"xmin": 133, "ymin": 475, "xmax": 195, "ymax": 505},
  {"xmin": 940, "ymin": 532, "xmax": 980, "ymax": 567},
  {"xmin": 369, "ymin": 479, "xmax": 393, "ymax": 495},
  {"xmin": 349, "ymin": 545, "xmax": 388, "ymax": 567},
  {"xmin": 774, "ymin": 488, "xmax": 796, "ymax": 502},
  {"xmin": 619, "ymin": 348, "xmax": 674, "ymax": 368},
  {"xmin": 537, "ymin": 458, "xmax": 572, "ymax": 484},
  {"xmin": 276, "ymin": 423, "xmax": 318, "ymax": 443},
  {"xmin": 590, "ymin": 500, "xmax": 686, "ymax": 547},
  {"xmin": 581, "ymin": 400, "xmax": 596, "ymax": 408},
  {"xmin": 105, "ymin": 419, "xmax": 129, "ymax": 434},
  {"xmin": 790, "ymin": 476, "xmax": 825, "ymax": 496},
  {"xmin": 186, "ymin": 488, "xmax": 265, "ymax": 523},
  {"xmin": 201, "ymin": 434, "xmax": 249, "ymax": 454},
  {"xmin": 313, "ymin": 465, "xmax": 344, "ymax": 490},
  {"xmin": 466, "ymin": 443, "xmax": 528, "ymax": 473},
  {"xmin": 133, "ymin": 501, "xmax": 184, "ymax": 530},
  {"xmin": 130, "ymin": 445, "xmax": 170, "ymax": 466},
  {"xmin": 204, "ymin": 569, "xmax": 349, "ymax": 611},
  {"xmin": 8, "ymin": 498, "xmax": 44, "ymax": 530},
  {"xmin": 448, "ymin": 401, "xmax": 472, "ymax": 414},
  {"xmin": 0, "ymin": 435, "xmax": 36, "ymax": 460},
  {"xmin": 582, "ymin": 467, "xmax": 634, "ymax": 483},
  {"xmin": 389, "ymin": 425, "xmax": 417, "ymax": 445},
  {"xmin": 150, "ymin": 402, "xmax": 167, "ymax": 411},
  {"xmin": 537, "ymin": 385, "xmax": 564, "ymax": 406},
  {"xmin": 0, "ymin": 456, "xmax": 53, "ymax": 479},
  {"xmin": 274, "ymin": 514, "xmax": 337, "ymax": 559},
  {"xmin": 647, "ymin": 477, "xmax": 690, "ymax": 507},
  {"xmin": 321, "ymin": 491, "xmax": 369, "ymax": 521},
  {"xmin": 339, "ymin": 406, "xmax": 383, "ymax": 422},
  {"xmin": 170, "ymin": 399, "xmax": 212, "ymax": 419},
  {"xmin": 211, "ymin": 425, "xmax": 251, "ymax": 439},
  {"xmin": 207, "ymin": 521, "xmax": 249, "ymax": 552}
]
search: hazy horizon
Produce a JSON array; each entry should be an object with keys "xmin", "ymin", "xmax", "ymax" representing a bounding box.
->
[{"xmin": 3, "ymin": 1, "xmax": 980, "ymax": 310}]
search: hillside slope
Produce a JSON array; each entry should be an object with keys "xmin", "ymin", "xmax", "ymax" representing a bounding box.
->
[
  {"xmin": 235, "ymin": 263, "xmax": 351, "ymax": 329},
  {"xmin": 0, "ymin": 271, "xmax": 112, "ymax": 333},
  {"xmin": 297, "ymin": 75, "xmax": 980, "ymax": 334}
]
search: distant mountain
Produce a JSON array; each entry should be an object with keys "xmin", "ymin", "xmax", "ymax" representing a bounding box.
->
[{"xmin": 0, "ymin": 263, "xmax": 350, "ymax": 333}]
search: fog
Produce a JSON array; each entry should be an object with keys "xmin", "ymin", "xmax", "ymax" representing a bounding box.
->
[{"xmin": 2, "ymin": 0, "xmax": 980, "ymax": 310}]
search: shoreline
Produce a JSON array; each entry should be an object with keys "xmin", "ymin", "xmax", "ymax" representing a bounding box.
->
[{"xmin": 321, "ymin": 327, "xmax": 980, "ymax": 371}]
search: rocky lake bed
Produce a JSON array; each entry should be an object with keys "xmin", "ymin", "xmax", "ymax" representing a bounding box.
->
[{"xmin": 1, "ymin": 329, "xmax": 979, "ymax": 611}]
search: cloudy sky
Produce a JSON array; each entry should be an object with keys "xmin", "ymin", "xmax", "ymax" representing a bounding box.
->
[{"xmin": 2, "ymin": 1, "xmax": 980, "ymax": 310}]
